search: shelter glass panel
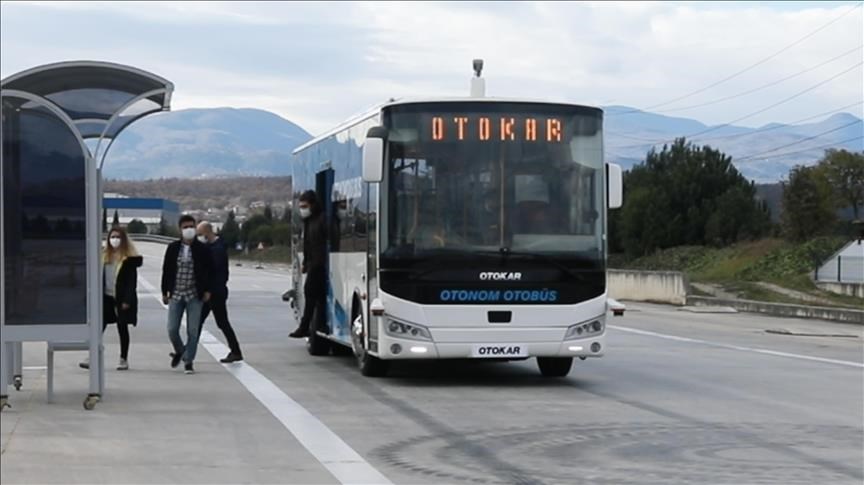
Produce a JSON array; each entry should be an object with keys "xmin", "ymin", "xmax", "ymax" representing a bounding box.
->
[{"xmin": 2, "ymin": 96, "xmax": 87, "ymax": 325}]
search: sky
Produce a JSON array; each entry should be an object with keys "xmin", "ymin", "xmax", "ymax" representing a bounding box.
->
[{"xmin": 1, "ymin": 1, "xmax": 862, "ymax": 135}]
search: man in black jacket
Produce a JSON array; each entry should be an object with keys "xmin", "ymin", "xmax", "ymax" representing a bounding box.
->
[
  {"xmin": 161, "ymin": 215, "xmax": 212, "ymax": 374},
  {"xmin": 196, "ymin": 221, "xmax": 243, "ymax": 363},
  {"xmin": 290, "ymin": 190, "xmax": 328, "ymax": 338}
]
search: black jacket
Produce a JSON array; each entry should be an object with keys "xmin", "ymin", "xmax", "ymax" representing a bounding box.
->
[
  {"xmin": 161, "ymin": 240, "xmax": 212, "ymax": 299},
  {"xmin": 303, "ymin": 212, "xmax": 328, "ymax": 272},
  {"xmin": 207, "ymin": 237, "xmax": 230, "ymax": 297},
  {"xmin": 104, "ymin": 255, "xmax": 143, "ymax": 326}
]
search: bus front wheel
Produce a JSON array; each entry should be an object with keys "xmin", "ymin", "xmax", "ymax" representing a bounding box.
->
[
  {"xmin": 537, "ymin": 357, "xmax": 573, "ymax": 377},
  {"xmin": 352, "ymin": 313, "xmax": 389, "ymax": 377}
]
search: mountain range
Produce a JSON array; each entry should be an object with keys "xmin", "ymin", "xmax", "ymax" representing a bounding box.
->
[
  {"xmin": 104, "ymin": 106, "xmax": 862, "ymax": 182},
  {"xmin": 604, "ymin": 106, "xmax": 862, "ymax": 182},
  {"xmin": 104, "ymin": 108, "xmax": 312, "ymax": 180}
]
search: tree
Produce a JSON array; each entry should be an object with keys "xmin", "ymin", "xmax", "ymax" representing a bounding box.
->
[
  {"xmin": 615, "ymin": 138, "xmax": 770, "ymax": 256},
  {"xmin": 102, "ymin": 207, "xmax": 108, "ymax": 233},
  {"xmin": 157, "ymin": 217, "xmax": 179, "ymax": 238},
  {"xmin": 250, "ymin": 226, "xmax": 273, "ymax": 246},
  {"xmin": 112, "ymin": 210, "xmax": 120, "ymax": 227},
  {"xmin": 782, "ymin": 165, "xmax": 836, "ymax": 242},
  {"xmin": 127, "ymin": 219, "xmax": 148, "ymax": 234},
  {"xmin": 271, "ymin": 223, "xmax": 292, "ymax": 246},
  {"xmin": 240, "ymin": 214, "xmax": 271, "ymax": 244},
  {"xmin": 221, "ymin": 211, "xmax": 240, "ymax": 248},
  {"xmin": 264, "ymin": 205, "xmax": 274, "ymax": 222},
  {"xmin": 818, "ymin": 149, "xmax": 864, "ymax": 220},
  {"xmin": 706, "ymin": 185, "xmax": 771, "ymax": 246}
]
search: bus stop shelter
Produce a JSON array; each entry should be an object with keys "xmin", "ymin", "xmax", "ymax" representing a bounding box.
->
[{"xmin": 1, "ymin": 61, "xmax": 173, "ymax": 410}]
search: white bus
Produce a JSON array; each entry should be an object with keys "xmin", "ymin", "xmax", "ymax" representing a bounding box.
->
[{"xmin": 290, "ymin": 62, "xmax": 622, "ymax": 377}]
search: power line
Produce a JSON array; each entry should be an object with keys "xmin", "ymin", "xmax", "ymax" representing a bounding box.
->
[
  {"xmin": 617, "ymin": 61, "xmax": 864, "ymax": 149},
  {"xmin": 737, "ymin": 135, "xmax": 863, "ymax": 162},
  {"xmin": 606, "ymin": 88, "xmax": 863, "ymax": 145},
  {"xmin": 650, "ymin": 45, "xmax": 863, "ymax": 114},
  {"xmin": 736, "ymin": 120, "xmax": 862, "ymax": 161},
  {"xmin": 691, "ymin": 100, "xmax": 863, "ymax": 142},
  {"xmin": 609, "ymin": 2, "xmax": 863, "ymax": 116}
]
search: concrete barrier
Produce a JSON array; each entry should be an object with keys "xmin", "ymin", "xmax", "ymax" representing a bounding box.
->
[
  {"xmin": 816, "ymin": 281, "xmax": 864, "ymax": 298},
  {"xmin": 130, "ymin": 234, "xmax": 175, "ymax": 245},
  {"xmin": 608, "ymin": 269, "xmax": 688, "ymax": 306},
  {"xmin": 687, "ymin": 296, "xmax": 864, "ymax": 324}
]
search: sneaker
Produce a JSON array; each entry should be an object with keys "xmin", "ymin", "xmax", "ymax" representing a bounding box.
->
[
  {"xmin": 289, "ymin": 327, "xmax": 310, "ymax": 339},
  {"xmin": 220, "ymin": 353, "xmax": 243, "ymax": 363},
  {"xmin": 117, "ymin": 358, "xmax": 129, "ymax": 371},
  {"xmin": 184, "ymin": 363, "xmax": 195, "ymax": 375},
  {"xmin": 170, "ymin": 352, "xmax": 183, "ymax": 368},
  {"xmin": 79, "ymin": 357, "xmax": 90, "ymax": 370}
]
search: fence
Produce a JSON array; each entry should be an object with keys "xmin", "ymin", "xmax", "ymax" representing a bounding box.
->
[{"xmin": 814, "ymin": 255, "xmax": 864, "ymax": 284}]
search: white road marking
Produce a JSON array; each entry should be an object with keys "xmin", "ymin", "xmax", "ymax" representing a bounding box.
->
[
  {"xmin": 610, "ymin": 325, "xmax": 864, "ymax": 369},
  {"xmin": 22, "ymin": 366, "xmax": 47, "ymax": 371},
  {"xmin": 137, "ymin": 275, "xmax": 392, "ymax": 485}
]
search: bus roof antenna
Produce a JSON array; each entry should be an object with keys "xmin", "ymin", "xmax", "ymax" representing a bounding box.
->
[{"xmin": 471, "ymin": 59, "xmax": 486, "ymax": 98}]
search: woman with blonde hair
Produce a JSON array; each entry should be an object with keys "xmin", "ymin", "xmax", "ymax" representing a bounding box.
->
[{"xmin": 80, "ymin": 227, "xmax": 143, "ymax": 370}]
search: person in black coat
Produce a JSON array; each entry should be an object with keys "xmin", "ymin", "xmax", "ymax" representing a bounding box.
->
[
  {"xmin": 80, "ymin": 227, "xmax": 142, "ymax": 371},
  {"xmin": 196, "ymin": 221, "xmax": 243, "ymax": 363},
  {"xmin": 161, "ymin": 215, "xmax": 212, "ymax": 374},
  {"xmin": 290, "ymin": 190, "xmax": 328, "ymax": 338}
]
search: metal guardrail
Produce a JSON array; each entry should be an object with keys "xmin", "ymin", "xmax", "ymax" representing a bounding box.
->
[{"xmin": 129, "ymin": 233, "xmax": 175, "ymax": 245}]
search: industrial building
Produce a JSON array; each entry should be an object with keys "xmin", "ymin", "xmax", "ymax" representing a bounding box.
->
[{"xmin": 103, "ymin": 193, "xmax": 180, "ymax": 233}]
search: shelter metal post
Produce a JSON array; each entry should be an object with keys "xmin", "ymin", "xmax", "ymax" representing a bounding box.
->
[
  {"xmin": 1, "ymin": 95, "xmax": 7, "ymax": 408},
  {"xmin": 86, "ymin": 154, "xmax": 103, "ymax": 403}
]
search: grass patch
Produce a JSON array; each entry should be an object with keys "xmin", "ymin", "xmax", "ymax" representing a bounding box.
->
[
  {"xmin": 720, "ymin": 281, "xmax": 807, "ymax": 306},
  {"xmin": 613, "ymin": 237, "xmax": 860, "ymax": 308}
]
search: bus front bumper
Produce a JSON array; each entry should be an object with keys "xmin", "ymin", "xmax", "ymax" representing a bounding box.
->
[{"xmin": 374, "ymin": 332, "xmax": 606, "ymax": 360}]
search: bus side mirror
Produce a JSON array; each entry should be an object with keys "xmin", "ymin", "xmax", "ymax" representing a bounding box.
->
[
  {"xmin": 607, "ymin": 163, "xmax": 623, "ymax": 209},
  {"xmin": 362, "ymin": 126, "xmax": 387, "ymax": 183}
]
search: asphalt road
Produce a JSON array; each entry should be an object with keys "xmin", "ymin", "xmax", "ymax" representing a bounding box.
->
[{"xmin": 2, "ymin": 241, "xmax": 862, "ymax": 485}]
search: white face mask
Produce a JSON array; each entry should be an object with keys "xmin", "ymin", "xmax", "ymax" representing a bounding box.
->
[
  {"xmin": 197, "ymin": 235, "xmax": 209, "ymax": 244},
  {"xmin": 182, "ymin": 228, "xmax": 197, "ymax": 240},
  {"xmin": 109, "ymin": 237, "xmax": 122, "ymax": 249},
  {"xmin": 299, "ymin": 207, "xmax": 311, "ymax": 219}
]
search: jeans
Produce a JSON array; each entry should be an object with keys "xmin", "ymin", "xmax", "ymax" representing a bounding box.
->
[{"xmin": 167, "ymin": 297, "xmax": 203, "ymax": 364}]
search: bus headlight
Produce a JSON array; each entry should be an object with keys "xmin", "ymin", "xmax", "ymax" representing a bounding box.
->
[
  {"xmin": 385, "ymin": 319, "xmax": 432, "ymax": 341},
  {"xmin": 565, "ymin": 317, "xmax": 605, "ymax": 340}
]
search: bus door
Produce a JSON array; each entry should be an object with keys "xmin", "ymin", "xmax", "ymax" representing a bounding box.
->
[{"xmin": 315, "ymin": 168, "xmax": 335, "ymax": 335}]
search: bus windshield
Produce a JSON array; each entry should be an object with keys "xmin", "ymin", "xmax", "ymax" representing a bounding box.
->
[{"xmin": 381, "ymin": 102, "xmax": 604, "ymax": 263}]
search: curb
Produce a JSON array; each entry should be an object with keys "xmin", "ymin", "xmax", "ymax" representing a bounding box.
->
[{"xmin": 686, "ymin": 296, "xmax": 864, "ymax": 325}]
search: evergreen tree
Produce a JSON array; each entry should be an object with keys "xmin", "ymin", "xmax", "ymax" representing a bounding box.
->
[
  {"xmin": 112, "ymin": 210, "xmax": 120, "ymax": 227},
  {"xmin": 221, "ymin": 211, "xmax": 240, "ymax": 248},
  {"xmin": 818, "ymin": 149, "xmax": 864, "ymax": 220},
  {"xmin": 782, "ymin": 165, "xmax": 836, "ymax": 242},
  {"xmin": 127, "ymin": 219, "xmax": 148, "ymax": 234},
  {"xmin": 615, "ymin": 138, "xmax": 770, "ymax": 257}
]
